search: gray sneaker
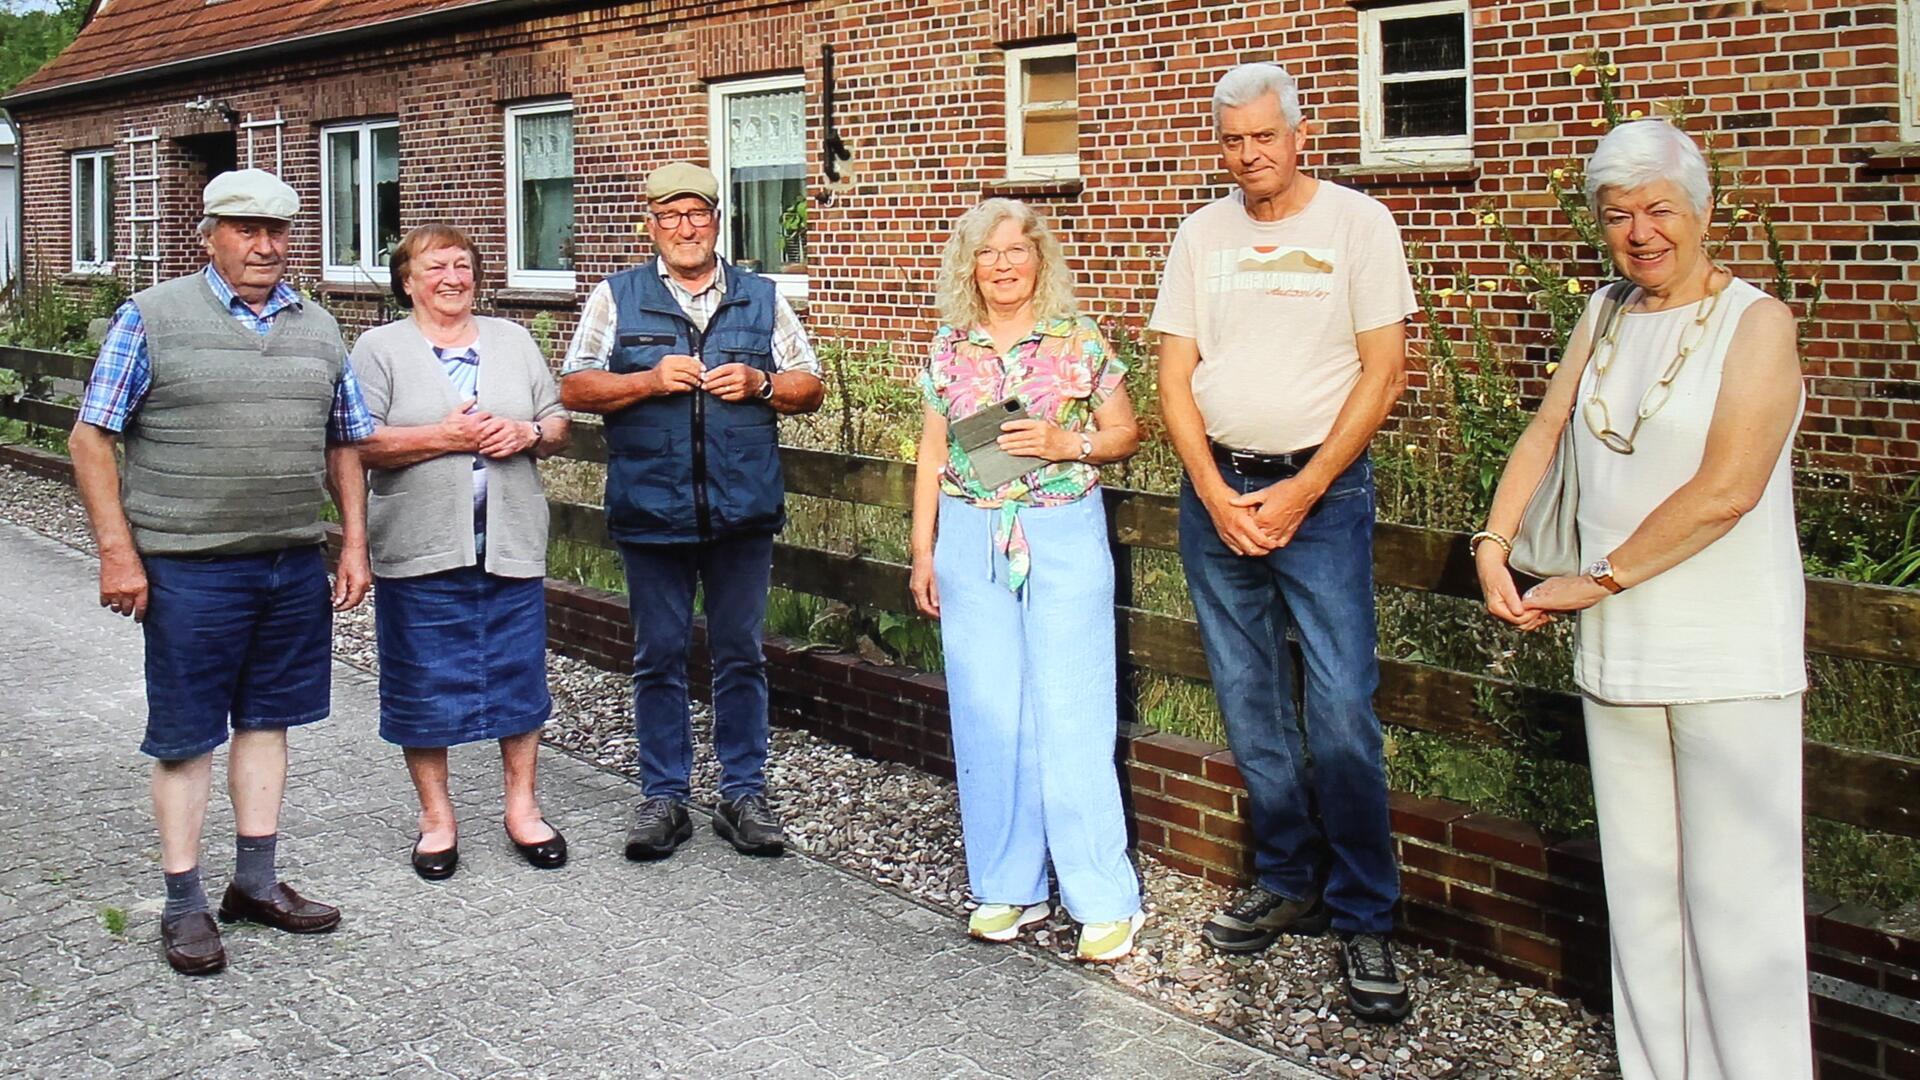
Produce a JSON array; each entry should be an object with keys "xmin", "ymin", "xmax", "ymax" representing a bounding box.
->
[
  {"xmin": 624, "ymin": 797, "xmax": 692, "ymax": 861},
  {"xmin": 713, "ymin": 793, "xmax": 785, "ymax": 856},
  {"xmin": 1201, "ymin": 886, "xmax": 1330, "ymax": 953}
]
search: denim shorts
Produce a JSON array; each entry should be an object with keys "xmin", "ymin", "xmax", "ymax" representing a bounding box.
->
[{"xmin": 139, "ymin": 545, "xmax": 332, "ymax": 761}]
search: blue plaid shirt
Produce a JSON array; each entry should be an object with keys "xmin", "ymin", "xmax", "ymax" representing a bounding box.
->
[{"xmin": 77, "ymin": 265, "xmax": 374, "ymax": 441}]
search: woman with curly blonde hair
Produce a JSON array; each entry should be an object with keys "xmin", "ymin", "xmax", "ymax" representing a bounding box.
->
[{"xmin": 908, "ymin": 198, "xmax": 1145, "ymax": 960}]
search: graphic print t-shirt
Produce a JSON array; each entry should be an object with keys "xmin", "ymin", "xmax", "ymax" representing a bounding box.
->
[{"xmin": 1149, "ymin": 181, "xmax": 1418, "ymax": 455}]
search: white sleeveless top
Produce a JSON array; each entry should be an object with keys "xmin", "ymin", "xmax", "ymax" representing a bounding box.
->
[{"xmin": 1571, "ymin": 277, "xmax": 1807, "ymax": 705}]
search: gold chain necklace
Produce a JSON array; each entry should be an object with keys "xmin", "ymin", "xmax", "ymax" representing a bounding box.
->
[{"xmin": 1584, "ymin": 280, "xmax": 1726, "ymax": 455}]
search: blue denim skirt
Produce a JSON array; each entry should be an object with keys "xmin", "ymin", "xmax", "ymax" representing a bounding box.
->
[{"xmin": 373, "ymin": 566, "xmax": 552, "ymax": 748}]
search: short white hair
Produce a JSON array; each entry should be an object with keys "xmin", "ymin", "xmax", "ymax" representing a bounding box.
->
[
  {"xmin": 1211, "ymin": 63, "xmax": 1303, "ymax": 132},
  {"xmin": 197, "ymin": 215, "xmax": 218, "ymax": 238},
  {"xmin": 1583, "ymin": 119, "xmax": 1712, "ymax": 216}
]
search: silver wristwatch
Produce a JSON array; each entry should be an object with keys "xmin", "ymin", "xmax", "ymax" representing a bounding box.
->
[{"xmin": 1076, "ymin": 433, "xmax": 1094, "ymax": 462}]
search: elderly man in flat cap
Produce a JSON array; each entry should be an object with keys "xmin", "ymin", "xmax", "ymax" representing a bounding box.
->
[
  {"xmin": 70, "ymin": 168, "xmax": 373, "ymax": 976},
  {"xmin": 561, "ymin": 162, "xmax": 824, "ymax": 862}
]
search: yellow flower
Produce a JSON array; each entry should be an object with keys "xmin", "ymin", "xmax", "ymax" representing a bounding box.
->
[
  {"xmin": 1435, "ymin": 287, "xmax": 1457, "ymax": 298},
  {"xmin": 1733, "ymin": 208, "xmax": 1751, "ymax": 220},
  {"xmin": 1604, "ymin": 64, "xmax": 1618, "ymax": 76},
  {"xmin": 1403, "ymin": 443, "xmax": 1419, "ymax": 456},
  {"xmin": 1566, "ymin": 280, "xmax": 1583, "ymax": 294},
  {"xmin": 1478, "ymin": 279, "xmax": 1499, "ymax": 291},
  {"xmin": 1629, "ymin": 109, "xmax": 1645, "ymax": 120},
  {"xmin": 1504, "ymin": 396, "xmax": 1520, "ymax": 409},
  {"xmin": 1511, "ymin": 263, "xmax": 1527, "ymax": 277},
  {"xmin": 1481, "ymin": 213, "xmax": 1498, "ymax": 226},
  {"xmin": 1551, "ymin": 168, "xmax": 1565, "ymax": 183},
  {"xmin": 1545, "ymin": 361, "xmax": 1561, "ymax": 375},
  {"xmin": 1571, "ymin": 63, "xmax": 1587, "ymax": 77},
  {"xmin": 1592, "ymin": 119, "xmax": 1609, "ymax": 130}
]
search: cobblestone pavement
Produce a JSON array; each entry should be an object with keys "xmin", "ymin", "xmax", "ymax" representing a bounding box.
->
[{"xmin": 0, "ymin": 521, "xmax": 1313, "ymax": 1080}]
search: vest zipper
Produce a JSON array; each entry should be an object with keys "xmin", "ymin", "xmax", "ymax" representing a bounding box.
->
[{"xmin": 687, "ymin": 323, "xmax": 712, "ymax": 541}]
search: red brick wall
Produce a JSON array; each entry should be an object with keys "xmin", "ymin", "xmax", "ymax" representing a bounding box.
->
[{"xmin": 11, "ymin": 0, "xmax": 1920, "ymax": 483}]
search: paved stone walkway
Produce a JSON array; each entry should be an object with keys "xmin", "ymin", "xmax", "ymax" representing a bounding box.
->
[{"xmin": 0, "ymin": 521, "xmax": 1310, "ymax": 1079}]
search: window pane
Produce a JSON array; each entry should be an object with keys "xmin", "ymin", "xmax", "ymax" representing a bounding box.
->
[
  {"xmin": 1023, "ymin": 54, "xmax": 1075, "ymax": 106},
  {"xmin": 326, "ymin": 130, "xmax": 362, "ymax": 267},
  {"xmin": 1384, "ymin": 77, "xmax": 1468, "ymax": 139},
  {"xmin": 1023, "ymin": 112, "xmax": 1077, "ymax": 157},
  {"xmin": 516, "ymin": 111, "xmax": 574, "ymax": 272},
  {"xmin": 100, "ymin": 155, "xmax": 115, "ymax": 262},
  {"xmin": 722, "ymin": 88, "xmax": 805, "ymax": 272},
  {"xmin": 1381, "ymin": 14, "xmax": 1466, "ymax": 76},
  {"xmin": 75, "ymin": 159, "xmax": 97, "ymax": 264},
  {"xmin": 373, "ymin": 127, "xmax": 400, "ymax": 267}
]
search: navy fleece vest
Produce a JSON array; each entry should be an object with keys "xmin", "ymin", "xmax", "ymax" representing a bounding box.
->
[{"xmin": 602, "ymin": 263, "xmax": 785, "ymax": 544}]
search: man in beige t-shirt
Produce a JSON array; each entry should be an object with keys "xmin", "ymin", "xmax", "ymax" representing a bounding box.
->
[{"xmin": 1150, "ymin": 62, "xmax": 1418, "ymax": 1025}]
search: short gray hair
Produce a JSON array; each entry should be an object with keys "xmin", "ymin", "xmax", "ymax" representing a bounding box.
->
[
  {"xmin": 1211, "ymin": 63, "xmax": 1303, "ymax": 132},
  {"xmin": 196, "ymin": 215, "xmax": 218, "ymax": 238},
  {"xmin": 1583, "ymin": 119, "xmax": 1712, "ymax": 216}
]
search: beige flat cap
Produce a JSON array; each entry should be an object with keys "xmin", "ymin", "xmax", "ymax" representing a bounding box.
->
[
  {"xmin": 644, "ymin": 162, "xmax": 719, "ymax": 205},
  {"xmin": 203, "ymin": 168, "xmax": 300, "ymax": 221}
]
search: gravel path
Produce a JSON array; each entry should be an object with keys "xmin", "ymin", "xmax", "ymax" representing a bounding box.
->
[{"xmin": 0, "ymin": 460, "xmax": 1621, "ymax": 1079}]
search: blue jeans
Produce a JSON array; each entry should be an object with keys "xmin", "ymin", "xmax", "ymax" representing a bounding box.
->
[
  {"xmin": 1178, "ymin": 455, "xmax": 1399, "ymax": 934},
  {"xmin": 935, "ymin": 495, "xmax": 1141, "ymax": 924},
  {"xmin": 617, "ymin": 533, "xmax": 773, "ymax": 802}
]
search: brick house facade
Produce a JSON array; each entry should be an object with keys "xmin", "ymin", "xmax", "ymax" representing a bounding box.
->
[{"xmin": 6, "ymin": 0, "xmax": 1920, "ymax": 484}]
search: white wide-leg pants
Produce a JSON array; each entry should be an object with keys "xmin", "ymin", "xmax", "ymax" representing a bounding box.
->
[{"xmin": 1583, "ymin": 693, "xmax": 1813, "ymax": 1080}]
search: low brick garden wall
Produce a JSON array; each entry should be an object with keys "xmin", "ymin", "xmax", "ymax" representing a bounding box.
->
[{"xmin": 6, "ymin": 441, "xmax": 1915, "ymax": 1079}]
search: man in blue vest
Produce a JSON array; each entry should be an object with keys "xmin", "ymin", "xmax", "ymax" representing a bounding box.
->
[
  {"xmin": 68, "ymin": 169, "xmax": 373, "ymax": 975},
  {"xmin": 561, "ymin": 162, "xmax": 824, "ymax": 861}
]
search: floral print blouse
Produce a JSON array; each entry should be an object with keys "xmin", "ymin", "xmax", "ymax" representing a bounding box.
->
[{"xmin": 920, "ymin": 314, "xmax": 1127, "ymax": 592}]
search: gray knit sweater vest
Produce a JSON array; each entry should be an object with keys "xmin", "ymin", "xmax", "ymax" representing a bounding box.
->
[{"xmin": 121, "ymin": 273, "xmax": 346, "ymax": 555}]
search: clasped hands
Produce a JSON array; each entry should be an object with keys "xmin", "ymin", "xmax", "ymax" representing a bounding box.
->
[
  {"xmin": 439, "ymin": 398, "xmax": 540, "ymax": 458},
  {"xmin": 1475, "ymin": 543, "xmax": 1611, "ymax": 632},
  {"xmin": 647, "ymin": 354, "xmax": 769, "ymax": 403},
  {"xmin": 1204, "ymin": 478, "xmax": 1321, "ymax": 557}
]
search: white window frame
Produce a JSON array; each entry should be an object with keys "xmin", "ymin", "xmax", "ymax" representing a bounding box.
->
[
  {"xmin": 1901, "ymin": 0, "xmax": 1920, "ymax": 142},
  {"xmin": 1359, "ymin": 0, "xmax": 1474, "ymax": 167},
  {"xmin": 504, "ymin": 100, "xmax": 576, "ymax": 291},
  {"xmin": 70, "ymin": 149, "xmax": 114, "ymax": 274},
  {"xmin": 318, "ymin": 119, "xmax": 398, "ymax": 285},
  {"xmin": 708, "ymin": 73, "xmax": 808, "ymax": 302},
  {"xmin": 1003, "ymin": 41, "xmax": 1079, "ymax": 182}
]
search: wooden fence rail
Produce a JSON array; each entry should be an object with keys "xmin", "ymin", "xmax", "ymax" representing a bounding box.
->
[{"xmin": 5, "ymin": 344, "xmax": 1916, "ymax": 839}]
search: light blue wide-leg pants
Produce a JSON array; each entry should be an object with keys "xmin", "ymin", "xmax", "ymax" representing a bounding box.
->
[{"xmin": 934, "ymin": 493, "xmax": 1142, "ymax": 924}]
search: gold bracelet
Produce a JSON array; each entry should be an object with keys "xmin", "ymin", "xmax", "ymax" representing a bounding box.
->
[{"xmin": 1469, "ymin": 530, "xmax": 1512, "ymax": 558}]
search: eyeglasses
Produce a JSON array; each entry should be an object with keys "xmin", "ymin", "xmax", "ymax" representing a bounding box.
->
[
  {"xmin": 973, "ymin": 244, "xmax": 1035, "ymax": 267},
  {"xmin": 651, "ymin": 208, "xmax": 716, "ymax": 229}
]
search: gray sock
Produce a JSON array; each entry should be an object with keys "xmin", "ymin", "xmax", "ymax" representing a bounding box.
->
[
  {"xmin": 162, "ymin": 867, "xmax": 207, "ymax": 923},
  {"xmin": 233, "ymin": 833, "xmax": 278, "ymax": 899}
]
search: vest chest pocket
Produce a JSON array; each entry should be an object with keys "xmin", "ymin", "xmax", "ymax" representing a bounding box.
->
[{"xmin": 610, "ymin": 331, "xmax": 677, "ymax": 374}]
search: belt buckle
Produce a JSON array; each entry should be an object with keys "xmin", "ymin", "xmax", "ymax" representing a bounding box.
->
[{"xmin": 1229, "ymin": 449, "xmax": 1260, "ymax": 472}]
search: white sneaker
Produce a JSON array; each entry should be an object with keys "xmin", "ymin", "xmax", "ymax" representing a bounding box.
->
[{"xmin": 967, "ymin": 902, "xmax": 1050, "ymax": 943}]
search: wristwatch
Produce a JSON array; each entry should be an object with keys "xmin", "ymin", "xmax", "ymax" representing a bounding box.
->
[
  {"xmin": 1585, "ymin": 557, "xmax": 1624, "ymax": 594},
  {"xmin": 756, "ymin": 370, "xmax": 775, "ymax": 401},
  {"xmin": 1076, "ymin": 433, "xmax": 1094, "ymax": 462}
]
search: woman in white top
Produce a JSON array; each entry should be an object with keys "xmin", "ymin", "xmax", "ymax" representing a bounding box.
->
[{"xmin": 1474, "ymin": 120, "xmax": 1811, "ymax": 1080}]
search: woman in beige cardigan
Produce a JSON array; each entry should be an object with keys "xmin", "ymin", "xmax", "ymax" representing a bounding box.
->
[{"xmin": 352, "ymin": 224, "xmax": 571, "ymax": 881}]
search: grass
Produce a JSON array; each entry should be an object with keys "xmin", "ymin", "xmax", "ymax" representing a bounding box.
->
[{"xmin": 99, "ymin": 906, "xmax": 128, "ymax": 937}]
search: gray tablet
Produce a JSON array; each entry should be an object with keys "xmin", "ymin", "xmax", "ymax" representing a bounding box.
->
[{"xmin": 949, "ymin": 397, "xmax": 1047, "ymax": 490}]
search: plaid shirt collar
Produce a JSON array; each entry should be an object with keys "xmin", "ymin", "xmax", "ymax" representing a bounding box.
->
[
  {"xmin": 654, "ymin": 256, "xmax": 728, "ymax": 302},
  {"xmin": 202, "ymin": 264, "xmax": 303, "ymax": 322}
]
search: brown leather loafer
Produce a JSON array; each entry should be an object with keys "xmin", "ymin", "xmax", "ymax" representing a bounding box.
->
[
  {"xmin": 216, "ymin": 882, "xmax": 342, "ymax": 934},
  {"xmin": 161, "ymin": 912, "xmax": 226, "ymax": 975}
]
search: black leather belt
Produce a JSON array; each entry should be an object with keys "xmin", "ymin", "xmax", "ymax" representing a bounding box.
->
[{"xmin": 1210, "ymin": 441, "xmax": 1320, "ymax": 478}]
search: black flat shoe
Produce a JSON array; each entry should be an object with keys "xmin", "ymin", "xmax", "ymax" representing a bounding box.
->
[
  {"xmin": 412, "ymin": 836, "xmax": 458, "ymax": 881},
  {"xmin": 508, "ymin": 823, "xmax": 567, "ymax": 869}
]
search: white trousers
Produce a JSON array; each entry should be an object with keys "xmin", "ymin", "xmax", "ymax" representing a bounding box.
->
[{"xmin": 1583, "ymin": 693, "xmax": 1813, "ymax": 1080}]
